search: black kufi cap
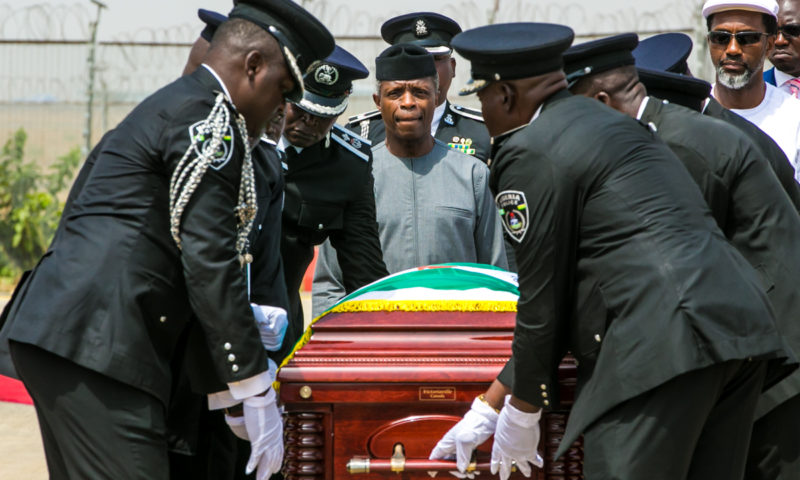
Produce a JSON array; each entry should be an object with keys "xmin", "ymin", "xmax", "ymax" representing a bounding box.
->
[
  {"xmin": 381, "ymin": 12, "xmax": 462, "ymax": 54},
  {"xmin": 375, "ymin": 43, "xmax": 437, "ymax": 81},
  {"xmin": 563, "ymin": 33, "xmax": 639, "ymax": 86},
  {"xmin": 295, "ymin": 45, "xmax": 369, "ymax": 118},
  {"xmin": 198, "ymin": 9, "xmax": 227, "ymax": 42},
  {"xmin": 228, "ymin": 0, "xmax": 334, "ymax": 102},
  {"xmin": 450, "ymin": 22, "xmax": 574, "ymax": 95},
  {"xmin": 638, "ymin": 68, "xmax": 711, "ymax": 112},
  {"xmin": 633, "ymin": 33, "xmax": 693, "ymax": 74}
]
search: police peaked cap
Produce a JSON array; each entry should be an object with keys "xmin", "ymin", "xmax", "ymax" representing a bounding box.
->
[
  {"xmin": 451, "ymin": 22, "xmax": 574, "ymax": 95},
  {"xmin": 381, "ymin": 12, "xmax": 462, "ymax": 54},
  {"xmin": 228, "ymin": 0, "xmax": 335, "ymax": 102},
  {"xmin": 633, "ymin": 33, "xmax": 693, "ymax": 75},
  {"xmin": 375, "ymin": 44, "xmax": 437, "ymax": 81},
  {"xmin": 563, "ymin": 33, "xmax": 639, "ymax": 85},
  {"xmin": 638, "ymin": 68, "xmax": 712, "ymax": 112},
  {"xmin": 295, "ymin": 45, "xmax": 369, "ymax": 118},
  {"xmin": 198, "ymin": 9, "xmax": 227, "ymax": 42}
]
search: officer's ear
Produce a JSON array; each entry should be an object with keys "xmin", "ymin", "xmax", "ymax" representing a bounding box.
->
[
  {"xmin": 450, "ymin": 57, "xmax": 456, "ymax": 78},
  {"xmin": 373, "ymin": 92, "xmax": 380, "ymax": 108},
  {"xmin": 498, "ymin": 82, "xmax": 517, "ymax": 112},
  {"xmin": 244, "ymin": 49, "xmax": 265, "ymax": 79},
  {"xmin": 594, "ymin": 91, "xmax": 612, "ymax": 107}
]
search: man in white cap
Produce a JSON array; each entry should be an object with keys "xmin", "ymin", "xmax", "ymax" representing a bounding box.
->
[{"xmin": 704, "ymin": 0, "xmax": 800, "ymax": 181}]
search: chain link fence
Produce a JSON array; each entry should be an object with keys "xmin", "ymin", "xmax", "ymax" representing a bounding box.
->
[{"xmin": 0, "ymin": 1, "xmax": 712, "ymax": 170}]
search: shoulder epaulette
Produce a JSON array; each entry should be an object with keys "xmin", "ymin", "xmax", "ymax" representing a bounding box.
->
[
  {"xmin": 331, "ymin": 124, "xmax": 371, "ymax": 162},
  {"xmin": 346, "ymin": 109, "xmax": 381, "ymax": 124},
  {"xmin": 449, "ymin": 103, "xmax": 485, "ymax": 122}
]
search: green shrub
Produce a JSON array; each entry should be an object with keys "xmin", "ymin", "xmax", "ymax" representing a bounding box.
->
[{"xmin": 0, "ymin": 129, "xmax": 80, "ymax": 279}]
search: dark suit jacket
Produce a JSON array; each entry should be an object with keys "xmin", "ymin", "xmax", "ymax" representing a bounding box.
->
[
  {"xmin": 278, "ymin": 125, "xmax": 388, "ymax": 360},
  {"xmin": 491, "ymin": 90, "xmax": 789, "ymax": 458},
  {"xmin": 704, "ymin": 96, "xmax": 800, "ymax": 212},
  {"xmin": 1, "ymin": 67, "xmax": 267, "ymax": 405},
  {"xmin": 641, "ymin": 98, "xmax": 800, "ymax": 416},
  {"xmin": 345, "ymin": 100, "xmax": 491, "ymax": 163}
]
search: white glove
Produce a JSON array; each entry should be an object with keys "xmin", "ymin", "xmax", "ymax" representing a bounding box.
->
[
  {"xmin": 251, "ymin": 304, "xmax": 288, "ymax": 351},
  {"xmin": 225, "ymin": 413, "xmax": 249, "ymax": 441},
  {"xmin": 244, "ymin": 388, "xmax": 284, "ymax": 479},
  {"xmin": 490, "ymin": 397, "xmax": 544, "ymax": 480},
  {"xmin": 429, "ymin": 396, "xmax": 500, "ymax": 475}
]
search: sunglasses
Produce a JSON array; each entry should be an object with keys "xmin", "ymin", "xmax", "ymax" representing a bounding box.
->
[
  {"xmin": 707, "ymin": 31, "xmax": 768, "ymax": 46},
  {"xmin": 778, "ymin": 24, "xmax": 800, "ymax": 38}
]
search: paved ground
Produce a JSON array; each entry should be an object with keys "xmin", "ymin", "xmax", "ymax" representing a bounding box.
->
[{"xmin": 0, "ymin": 292, "xmax": 313, "ymax": 477}]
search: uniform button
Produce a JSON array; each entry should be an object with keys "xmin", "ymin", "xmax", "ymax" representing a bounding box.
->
[
  {"xmin": 227, "ymin": 354, "xmax": 236, "ymax": 362},
  {"xmin": 317, "ymin": 224, "xmax": 324, "ymax": 230},
  {"xmin": 543, "ymin": 400, "xmax": 550, "ymax": 406},
  {"xmin": 594, "ymin": 334, "xmax": 602, "ymax": 342},
  {"xmin": 224, "ymin": 343, "xmax": 232, "ymax": 351},
  {"xmin": 159, "ymin": 316, "xmax": 167, "ymax": 323},
  {"xmin": 540, "ymin": 384, "xmax": 547, "ymax": 390},
  {"xmin": 232, "ymin": 364, "xmax": 239, "ymax": 373},
  {"xmin": 542, "ymin": 392, "xmax": 548, "ymax": 398}
]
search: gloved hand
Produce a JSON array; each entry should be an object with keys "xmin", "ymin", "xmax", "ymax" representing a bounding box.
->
[
  {"xmin": 225, "ymin": 413, "xmax": 249, "ymax": 441},
  {"xmin": 244, "ymin": 388, "xmax": 284, "ymax": 479},
  {"xmin": 251, "ymin": 304, "xmax": 288, "ymax": 351},
  {"xmin": 490, "ymin": 397, "xmax": 544, "ymax": 480},
  {"xmin": 429, "ymin": 395, "xmax": 500, "ymax": 475}
]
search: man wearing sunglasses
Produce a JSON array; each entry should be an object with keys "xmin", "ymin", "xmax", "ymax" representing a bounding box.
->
[
  {"xmin": 765, "ymin": 0, "xmax": 800, "ymax": 97},
  {"xmin": 704, "ymin": 0, "xmax": 800, "ymax": 182}
]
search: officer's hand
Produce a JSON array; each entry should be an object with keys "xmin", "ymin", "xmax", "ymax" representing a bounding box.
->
[
  {"xmin": 490, "ymin": 397, "xmax": 543, "ymax": 480},
  {"xmin": 251, "ymin": 304, "xmax": 288, "ymax": 352},
  {"xmin": 429, "ymin": 396, "xmax": 500, "ymax": 475},
  {"xmin": 244, "ymin": 388, "xmax": 284, "ymax": 478}
]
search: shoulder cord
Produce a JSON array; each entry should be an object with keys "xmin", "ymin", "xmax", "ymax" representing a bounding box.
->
[{"xmin": 169, "ymin": 92, "xmax": 257, "ymax": 266}]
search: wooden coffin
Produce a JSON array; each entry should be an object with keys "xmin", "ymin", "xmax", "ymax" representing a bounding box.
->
[{"xmin": 278, "ymin": 309, "xmax": 583, "ymax": 479}]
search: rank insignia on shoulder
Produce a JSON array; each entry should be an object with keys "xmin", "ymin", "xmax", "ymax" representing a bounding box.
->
[
  {"xmin": 444, "ymin": 113, "xmax": 454, "ymax": 125},
  {"xmin": 332, "ymin": 124, "xmax": 371, "ymax": 162},
  {"xmin": 448, "ymin": 136, "xmax": 476, "ymax": 156},
  {"xmin": 189, "ymin": 120, "xmax": 234, "ymax": 171},
  {"xmin": 496, "ymin": 190, "xmax": 529, "ymax": 243},
  {"xmin": 449, "ymin": 104, "xmax": 485, "ymax": 122}
]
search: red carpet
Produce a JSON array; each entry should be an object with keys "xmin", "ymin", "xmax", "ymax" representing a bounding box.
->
[{"xmin": 0, "ymin": 374, "xmax": 32, "ymax": 405}]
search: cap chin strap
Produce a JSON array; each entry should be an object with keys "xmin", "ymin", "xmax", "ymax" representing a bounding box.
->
[{"xmin": 296, "ymin": 97, "xmax": 348, "ymax": 117}]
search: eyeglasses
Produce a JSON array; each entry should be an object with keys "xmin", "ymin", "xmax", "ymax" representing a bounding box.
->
[
  {"xmin": 707, "ymin": 31, "xmax": 768, "ymax": 46},
  {"xmin": 778, "ymin": 24, "xmax": 800, "ymax": 38}
]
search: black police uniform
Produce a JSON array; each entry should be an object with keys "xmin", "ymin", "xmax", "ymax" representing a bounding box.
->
[
  {"xmin": 345, "ymin": 101, "xmax": 491, "ymax": 162},
  {"xmin": 278, "ymin": 124, "xmax": 387, "ymax": 360},
  {"xmin": 453, "ymin": 23, "xmax": 792, "ymax": 480}
]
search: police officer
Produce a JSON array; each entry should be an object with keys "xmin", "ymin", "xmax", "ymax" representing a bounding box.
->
[
  {"xmin": 0, "ymin": 1, "xmax": 334, "ymax": 478},
  {"xmin": 433, "ymin": 22, "xmax": 793, "ymax": 480},
  {"xmin": 345, "ymin": 12, "xmax": 491, "ymax": 162},
  {"xmin": 565, "ymin": 34, "xmax": 800, "ymax": 480},
  {"xmin": 276, "ymin": 45, "xmax": 388, "ymax": 361},
  {"xmin": 632, "ymin": 31, "xmax": 800, "ymax": 211}
]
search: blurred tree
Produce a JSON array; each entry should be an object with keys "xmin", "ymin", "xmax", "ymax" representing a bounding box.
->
[{"xmin": 0, "ymin": 129, "xmax": 80, "ymax": 278}]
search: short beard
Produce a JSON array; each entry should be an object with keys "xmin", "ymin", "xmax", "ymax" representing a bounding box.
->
[{"xmin": 716, "ymin": 65, "xmax": 754, "ymax": 90}]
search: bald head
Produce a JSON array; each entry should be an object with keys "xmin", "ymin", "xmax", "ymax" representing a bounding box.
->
[{"xmin": 570, "ymin": 65, "xmax": 646, "ymax": 119}]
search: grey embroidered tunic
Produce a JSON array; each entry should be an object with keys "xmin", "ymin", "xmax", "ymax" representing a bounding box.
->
[{"xmin": 311, "ymin": 139, "xmax": 507, "ymax": 316}]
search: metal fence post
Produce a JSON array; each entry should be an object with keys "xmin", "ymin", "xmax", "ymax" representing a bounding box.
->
[{"xmin": 84, "ymin": 0, "xmax": 106, "ymax": 156}]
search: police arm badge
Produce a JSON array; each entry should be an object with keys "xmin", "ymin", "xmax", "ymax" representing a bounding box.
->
[
  {"xmin": 496, "ymin": 190, "xmax": 529, "ymax": 243},
  {"xmin": 188, "ymin": 119, "xmax": 235, "ymax": 171}
]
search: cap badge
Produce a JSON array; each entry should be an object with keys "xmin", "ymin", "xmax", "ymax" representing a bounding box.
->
[
  {"xmin": 415, "ymin": 19, "xmax": 429, "ymax": 37},
  {"xmin": 496, "ymin": 190, "xmax": 529, "ymax": 243},
  {"xmin": 314, "ymin": 64, "xmax": 339, "ymax": 86}
]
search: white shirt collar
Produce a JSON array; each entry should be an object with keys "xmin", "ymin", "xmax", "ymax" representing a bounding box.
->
[
  {"xmin": 200, "ymin": 64, "xmax": 236, "ymax": 110},
  {"xmin": 278, "ymin": 136, "xmax": 303, "ymax": 154},
  {"xmin": 635, "ymin": 96, "xmax": 651, "ymax": 121},
  {"xmin": 775, "ymin": 68, "xmax": 797, "ymax": 88},
  {"xmin": 431, "ymin": 102, "xmax": 447, "ymax": 135}
]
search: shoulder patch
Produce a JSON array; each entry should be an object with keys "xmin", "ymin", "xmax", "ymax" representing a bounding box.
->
[
  {"xmin": 346, "ymin": 109, "xmax": 381, "ymax": 124},
  {"xmin": 495, "ymin": 190, "xmax": 529, "ymax": 243},
  {"xmin": 331, "ymin": 124, "xmax": 371, "ymax": 162},
  {"xmin": 449, "ymin": 103, "xmax": 485, "ymax": 122},
  {"xmin": 189, "ymin": 119, "xmax": 235, "ymax": 171}
]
